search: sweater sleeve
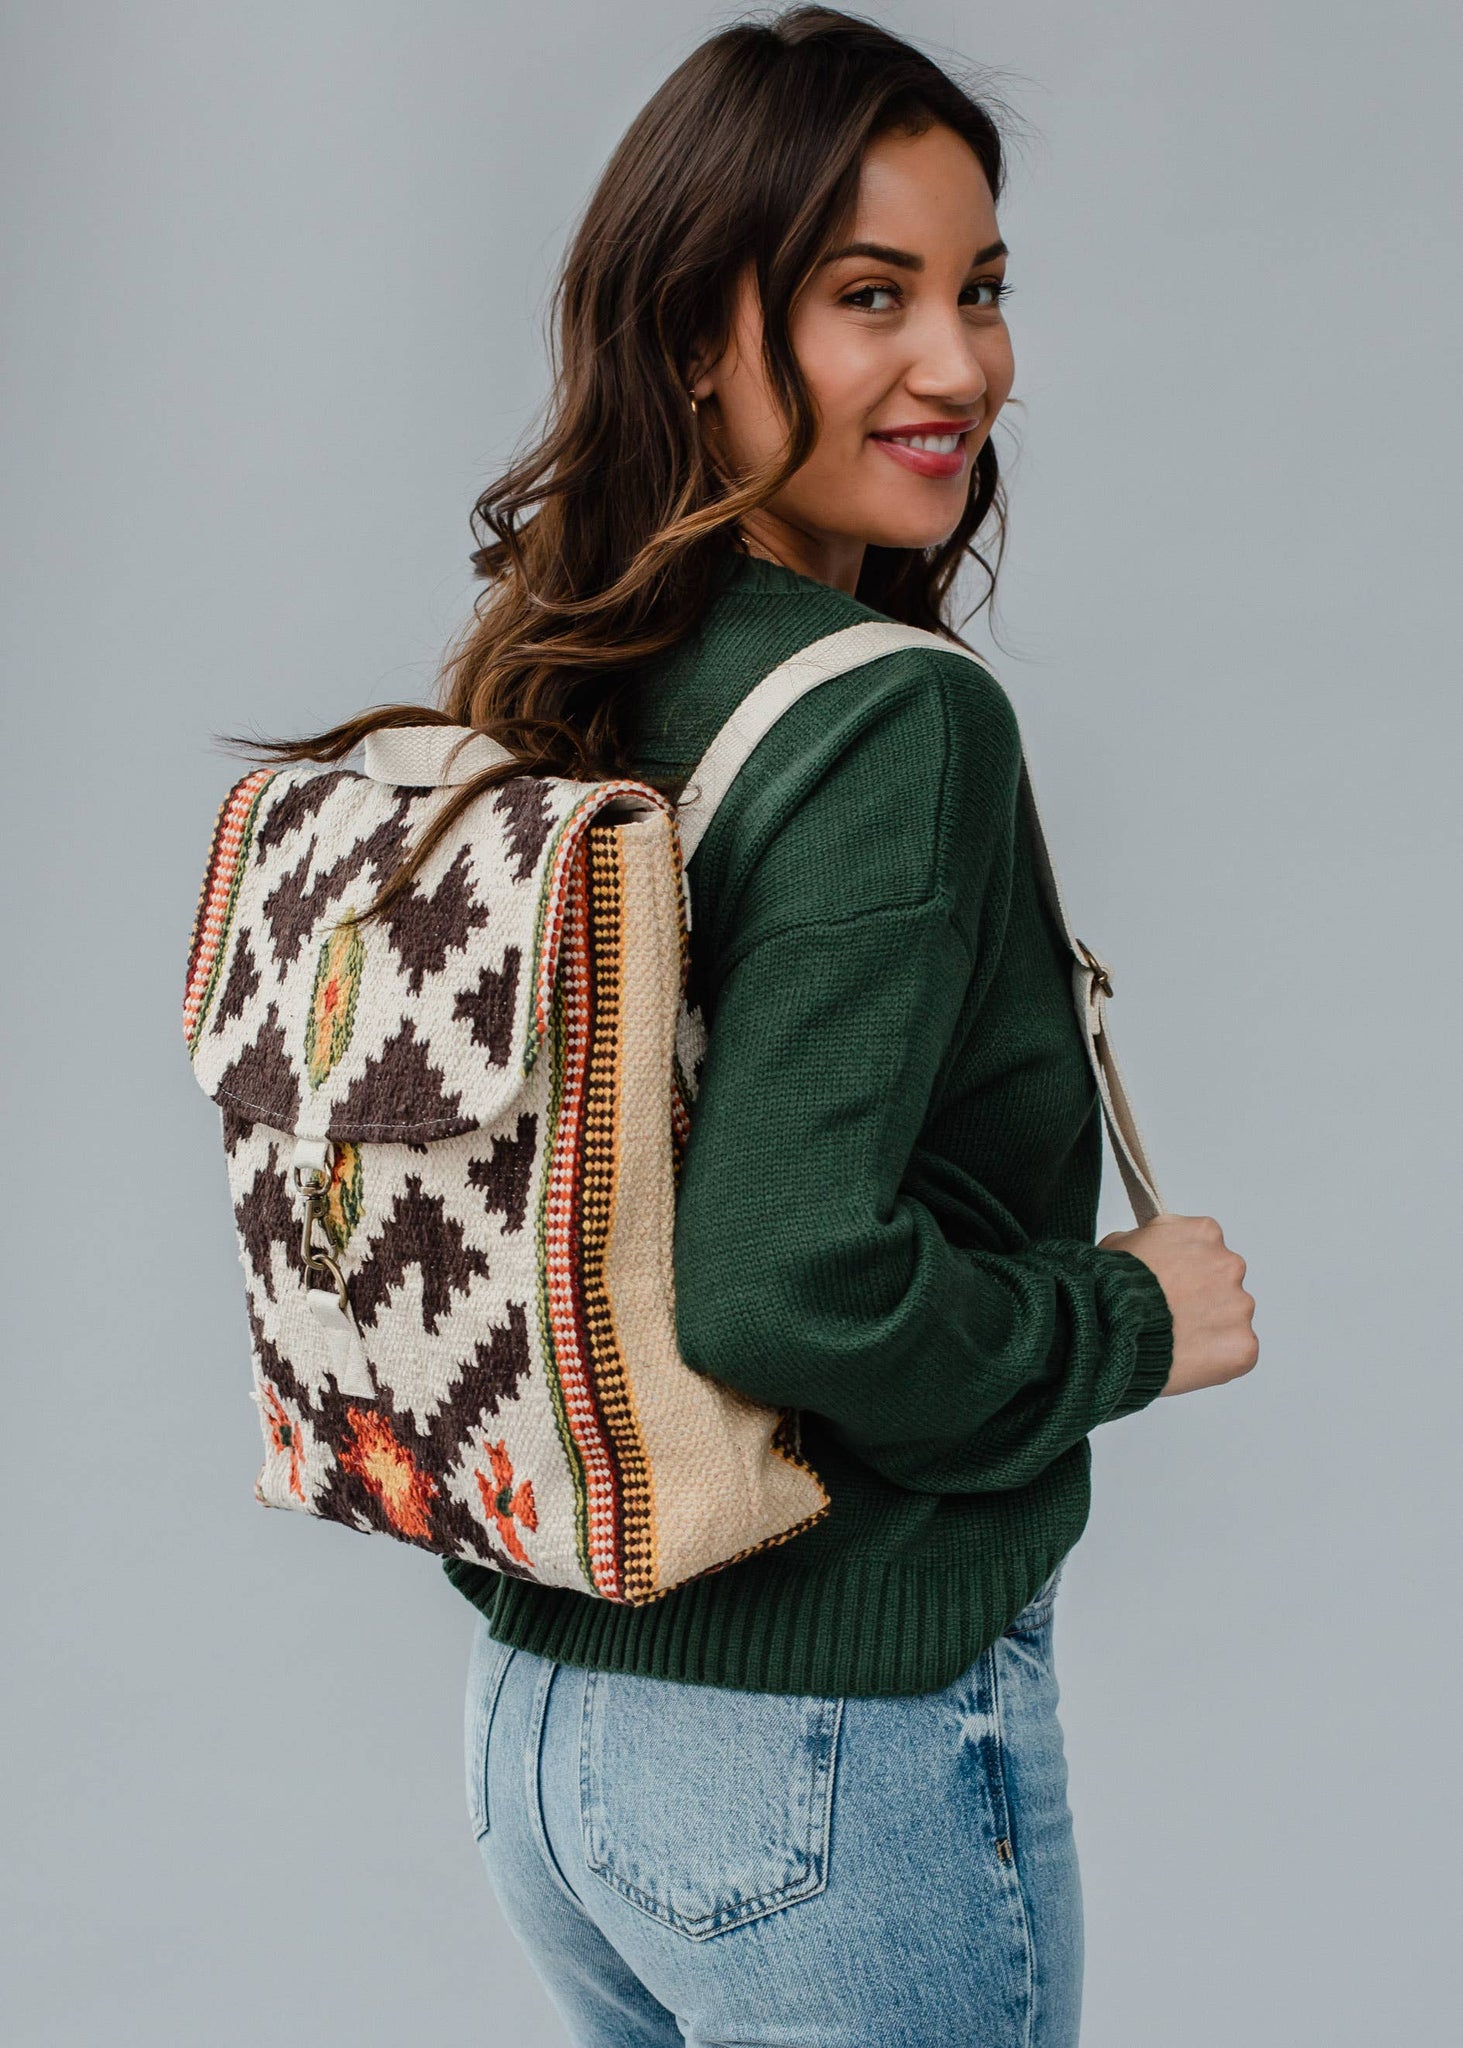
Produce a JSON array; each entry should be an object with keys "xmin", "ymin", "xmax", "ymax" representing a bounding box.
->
[{"xmin": 670, "ymin": 651, "xmax": 1174, "ymax": 1495}]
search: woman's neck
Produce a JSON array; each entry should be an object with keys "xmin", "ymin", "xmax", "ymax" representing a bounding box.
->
[{"xmin": 736, "ymin": 513, "xmax": 865, "ymax": 595}]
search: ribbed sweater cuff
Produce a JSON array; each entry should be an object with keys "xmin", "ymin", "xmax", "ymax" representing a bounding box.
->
[{"xmin": 1092, "ymin": 1245, "xmax": 1175, "ymax": 1419}]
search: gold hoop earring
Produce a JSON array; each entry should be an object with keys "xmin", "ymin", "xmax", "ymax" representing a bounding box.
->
[{"xmin": 687, "ymin": 388, "xmax": 700, "ymax": 416}]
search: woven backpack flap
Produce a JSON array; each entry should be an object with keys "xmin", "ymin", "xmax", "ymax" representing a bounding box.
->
[{"xmin": 182, "ymin": 725, "xmax": 829, "ymax": 1605}]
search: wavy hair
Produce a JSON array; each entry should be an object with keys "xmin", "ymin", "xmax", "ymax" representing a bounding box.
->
[{"xmin": 225, "ymin": 7, "xmax": 1011, "ymax": 924}]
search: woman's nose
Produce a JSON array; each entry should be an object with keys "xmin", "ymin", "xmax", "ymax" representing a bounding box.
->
[{"xmin": 905, "ymin": 321, "xmax": 988, "ymax": 412}]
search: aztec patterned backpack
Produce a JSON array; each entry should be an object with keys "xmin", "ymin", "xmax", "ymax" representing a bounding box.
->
[{"xmin": 182, "ymin": 620, "xmax": 1164, "ymax": 1607}]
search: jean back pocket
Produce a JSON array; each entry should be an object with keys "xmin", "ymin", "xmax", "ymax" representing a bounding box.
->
[{"xmin": 579, "ymin": 1666, "xmax": 843, "ymax": 1940}]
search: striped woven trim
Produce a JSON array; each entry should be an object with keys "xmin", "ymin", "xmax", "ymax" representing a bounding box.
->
[
  {"xmin": 524, "ymin": 779, "xmax": 675, "ymax": 1073},
  {"xmin": 535, "ymin": 827, "xmax": 655, "ymax": 1601},
  {"xmin": 183, "ymin": 768, "xmax": 278, "ymax": 1054},
  {"xmin": 667, "ymin": 805, "xmax": 692, "ymax": 994},
  {"xmin": 667, "ymin": 806, "xmax": 694, "ymax": 1177},
  {"xmin": 669, "ymin": 1066, "xmax": 692, "ymax": 1178}
]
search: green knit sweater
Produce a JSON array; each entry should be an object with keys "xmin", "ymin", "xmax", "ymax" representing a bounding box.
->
[{"xmin": 442, "ymin": 552, "xmax": 1173, "ymax": 1696}]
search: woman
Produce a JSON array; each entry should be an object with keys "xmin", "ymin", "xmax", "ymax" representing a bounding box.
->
[{"xmin": 366, "ymin": 9, "xmax": 1261, "ymax": 2042}]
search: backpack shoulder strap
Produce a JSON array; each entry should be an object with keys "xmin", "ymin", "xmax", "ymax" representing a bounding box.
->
[
  {"xmin": 674, "ymin": 620, "xmax": 1167, "ymax": 1224},
  {"xmin": 674, "ymin": 621, "xmax": 920, "ymax": 864}
]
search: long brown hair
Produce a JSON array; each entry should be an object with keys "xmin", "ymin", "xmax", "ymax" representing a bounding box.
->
[{"xmin": 224, "ymin": 7, "xmax": 1011, "ymax": 925}]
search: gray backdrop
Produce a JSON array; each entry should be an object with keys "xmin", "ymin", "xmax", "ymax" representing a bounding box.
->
[{"xmin": 4, "ymin": 3, "xmax": 1459, "ymax": 2042}]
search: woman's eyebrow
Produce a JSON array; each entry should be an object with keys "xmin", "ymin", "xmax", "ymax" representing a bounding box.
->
[{"xmin": 818, "ymin": 237, "xmax": 1009, "ymax": 271}]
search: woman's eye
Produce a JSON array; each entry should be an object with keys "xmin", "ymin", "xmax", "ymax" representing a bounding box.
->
[
  {"xmin": 841, "ymin": 283, "xmax": 901, "ymax": 312},
  {"xmin": 840, "ymin": 279, "xmax": 1013, "ymax": 313}
]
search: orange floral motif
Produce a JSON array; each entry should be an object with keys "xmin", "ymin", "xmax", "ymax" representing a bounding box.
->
[
  {"xmin": 260, "ymin": 1381, "xmax": 307, "ymax": 1501},
  {"xmin": 475, "ymin": 1439, "xmax": 538, "ymax": 1565},
  {"xmin": 338, "ymin": 1406, "xmax": 437, "ymax": 1540}
]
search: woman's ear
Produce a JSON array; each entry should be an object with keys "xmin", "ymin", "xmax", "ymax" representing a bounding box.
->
[
  {"xmin": 686, "ymin": 319, "xmax": 737, "ymax": 404},
  {"xmin": 685, "ymin": 351, "xmax": 716, "ymax": 404}
]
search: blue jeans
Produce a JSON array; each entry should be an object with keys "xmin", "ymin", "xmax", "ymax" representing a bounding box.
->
[{"xmin": 462, "ymin": 1564, "xmax": 1080, "ymax": 2047}]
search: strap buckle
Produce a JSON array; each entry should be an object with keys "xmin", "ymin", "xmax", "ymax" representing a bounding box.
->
[{"xmin": 1075, "ymin": 938, "xmax": 1114, "ymax": 998}]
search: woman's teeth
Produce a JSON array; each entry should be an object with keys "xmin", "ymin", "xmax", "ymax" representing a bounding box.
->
[{"xmin": 882, "ymin": 432, "xmax": 962, "ymax": 453}]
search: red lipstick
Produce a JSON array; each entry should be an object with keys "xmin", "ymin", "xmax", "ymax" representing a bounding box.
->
[{"xmin": 869, "ymin": 419, "xmax": 977, "ymax": 481}]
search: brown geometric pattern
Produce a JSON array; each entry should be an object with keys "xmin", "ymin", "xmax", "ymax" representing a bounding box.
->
[{"xmin": 183, "ymin": 746, "xmax": 826, "ymax": 1600}]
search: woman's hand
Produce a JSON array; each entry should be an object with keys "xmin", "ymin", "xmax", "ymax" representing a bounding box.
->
[{"xmin": 1098, "ymin": 1215, "xmax": 1259, "ymax": 1397}]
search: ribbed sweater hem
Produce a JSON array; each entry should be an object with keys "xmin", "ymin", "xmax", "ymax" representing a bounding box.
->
[{"xmin": 441, "ymin": 1453, "xmax": 1093, "ymax": 1699}]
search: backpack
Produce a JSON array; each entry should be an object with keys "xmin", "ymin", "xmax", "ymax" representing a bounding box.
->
[{"xmin": 182, "ymin": 620, "xmax": 1163, "ymax": 1605}]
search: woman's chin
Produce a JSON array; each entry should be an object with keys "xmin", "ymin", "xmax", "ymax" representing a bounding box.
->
[
  {"xmin": 840, "ymin": 487, "xmax": 970, "ymax": 555},
  {"xmin": 853, "ymin": 520, "xmax": 964, "ymax": 553}
]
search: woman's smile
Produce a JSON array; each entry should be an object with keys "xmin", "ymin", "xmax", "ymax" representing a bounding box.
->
[{"xmin": 868, "ymin": 417, "xmax": 978, "ymax": 479}]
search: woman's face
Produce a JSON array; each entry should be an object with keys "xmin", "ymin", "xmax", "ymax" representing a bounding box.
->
[{"xmin": 693, "ymin": 121, "xmax": 1015, "ymax": 593}]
